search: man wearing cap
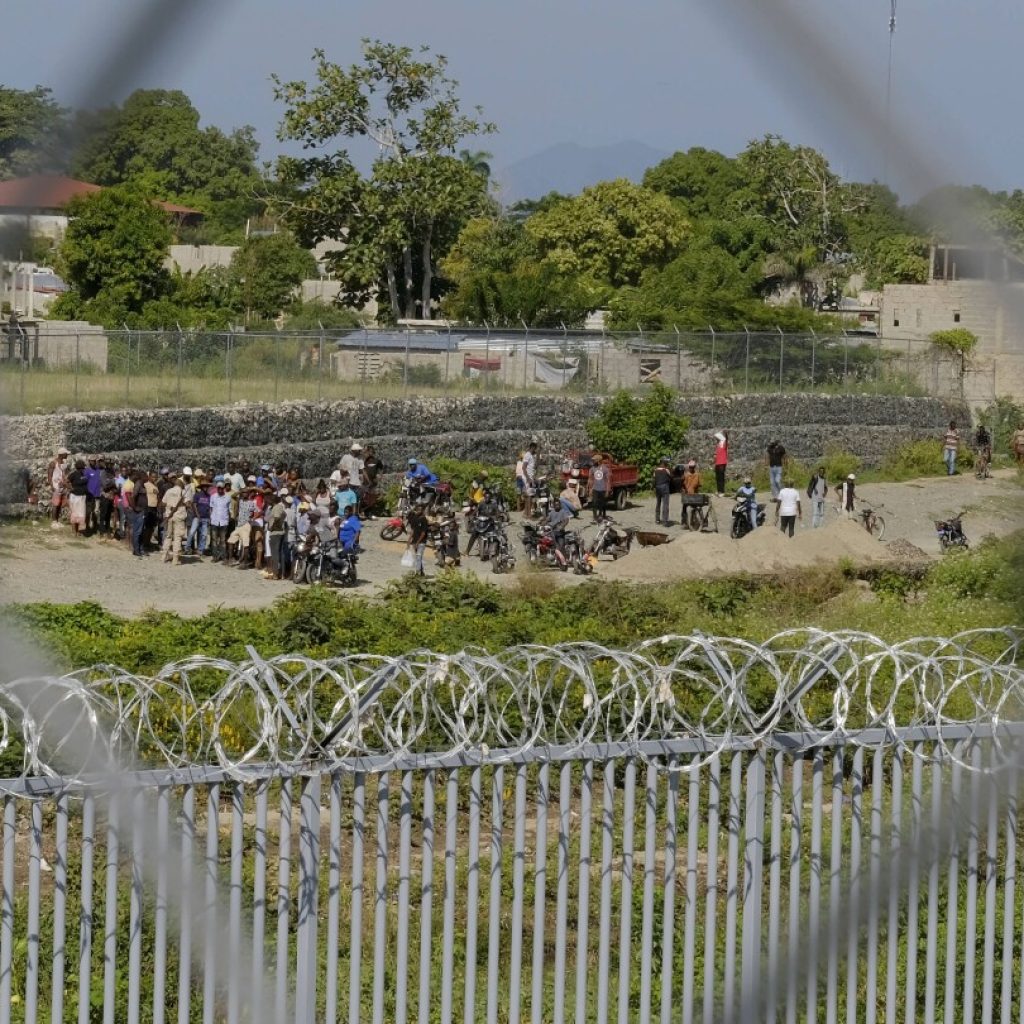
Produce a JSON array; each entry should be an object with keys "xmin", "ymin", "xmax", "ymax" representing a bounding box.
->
[
  {"xmin": 47, "ymin": 447, "xmax": 70, "ymax": 528},
  {"xmin": 185, "ymin": 472, "xmax": 211, "ymax": 556},
  {"xmin": 841, "ymin": 474, "xmax": 857, "ymax": 516},
  {"xmin": 209, "ymin": 478, "xmax": 231, "ymax": 562},
  {"xmin": 653, "ymin": 457, "xmax": 672, "ymax": 525},
  {"xmin": 589, "ymin": 453, "xmax": 609, "ymax": 522},
  {"xmin": 161, "ymin": 477, "xmax": 189, "ymax": 565},
  {"xmin": 340, "ymin": 443, "xmax": 365, "ymax": 487}
]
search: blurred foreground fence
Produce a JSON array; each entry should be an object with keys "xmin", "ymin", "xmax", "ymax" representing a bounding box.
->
[
  {"xmin": 0, "ymin": 324, "xmax": 999, "ymax": 413},
  {"xmin": 0, "ymin": 630, "xmax": 1022, "ymax": 1022}
]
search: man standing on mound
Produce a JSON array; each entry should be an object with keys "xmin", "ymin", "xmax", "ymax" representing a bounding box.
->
[{"xmin": 775, "ymin": 479, "xmax": 802, "ymax": 537}]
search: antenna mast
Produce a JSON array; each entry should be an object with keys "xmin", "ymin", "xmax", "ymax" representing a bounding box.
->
[{"xmin": 884, "ymin": 0, "xmax": 897, "ymax": 182}]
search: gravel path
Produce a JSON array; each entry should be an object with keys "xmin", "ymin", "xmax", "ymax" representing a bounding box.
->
[{"xmin": 0, "ymin": 470, "xmax": 1019, "ymax": 618}]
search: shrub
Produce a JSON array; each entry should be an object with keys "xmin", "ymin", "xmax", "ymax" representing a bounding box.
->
[{"xmin": 586, "ymin": 381, "xmax": 689, "ymax": 487}]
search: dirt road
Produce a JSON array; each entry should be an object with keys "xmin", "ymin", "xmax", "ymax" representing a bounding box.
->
[{"xmin": 0, "ymin": 470, "xmax": 1019, "ymax": 618}]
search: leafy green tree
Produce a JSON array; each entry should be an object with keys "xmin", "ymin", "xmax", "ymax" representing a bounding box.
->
[
  {"xmin": 930, "ymin": 328, "xmax": 979, "ymax": 398},
  {"xmin": 506, "ymin": 191, "xmax": 569, "ymax": 222},
  {"xmin": 53, "ymin": 185, "xmax": 172, "ymax": 317},
  {"xmin": 586, "ymin": 382, "xmax": 689, "ymax": 487},
  {"xmin": 228, "ymin": 233, "xmax": 317, "ymax": 320},
  {"xmin": 642, "ymin": 146, "xmax": 744, "ymax": 219},
  {"xmin": 70, "ymin": 89, "xmax": 263, "ymax": 239},
  {"xmin": 272, "ymin": 40, "xmax": 495, "ymax": 321},
  {"xmin": 525, "ymin": 179, "xmax": 687, "ymax": 288},
  {"xmin": 458, "ymin": 149, "xmax": 493, "ymax": 181},
  {"xmin": 440, "ymin": 215, "xmax": 605, "ymax": 326},
  {"xmin": 862, "ymin": 234, "xmax": 930, "ymax": 288},
  {"xmin": 0, "ymin": 86, "xmax": 67, "ymax": 179}
]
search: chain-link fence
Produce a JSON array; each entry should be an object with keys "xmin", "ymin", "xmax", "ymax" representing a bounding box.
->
[{"xmin": 0, "ymin": 323, "xmax": 999, "ymax": 414}]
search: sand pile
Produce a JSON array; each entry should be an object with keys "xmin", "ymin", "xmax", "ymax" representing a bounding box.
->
[{"xmin": 600, "ymin": 517, "xmax": 895, "ymax": 582}]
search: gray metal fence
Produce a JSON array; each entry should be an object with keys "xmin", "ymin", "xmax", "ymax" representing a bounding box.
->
[
  {"xmin": 0, "ymin": 631, "xmax": 1021, "ymax": 1024},
  {"xmin": 0, "ymin": 324, "xmax": 995, "ymax": 414}
]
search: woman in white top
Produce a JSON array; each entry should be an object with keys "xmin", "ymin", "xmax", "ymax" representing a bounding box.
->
[{"xmin": 774, "ymin": 480, "xmax": 802, "ymax": 537}]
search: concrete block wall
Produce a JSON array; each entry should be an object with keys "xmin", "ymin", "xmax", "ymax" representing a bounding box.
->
[{"xmin": 0, "ymin": 393, "xmax": 969, "ymax": 507}]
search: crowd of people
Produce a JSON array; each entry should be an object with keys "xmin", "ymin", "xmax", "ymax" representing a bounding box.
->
[
  {"xmin": 37, "ymin": 414, "xmax": 1011, "ymax": 579},
  {"xmin": 43, "ymin": 442, "xmax": 387, "ymax": 577}
]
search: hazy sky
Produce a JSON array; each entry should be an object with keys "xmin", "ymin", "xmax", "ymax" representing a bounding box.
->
[{"xmin": 9, "ymin": 0, "xmax": 1023, "ymax": 199}]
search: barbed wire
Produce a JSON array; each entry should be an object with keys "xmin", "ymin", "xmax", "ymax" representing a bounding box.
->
[{"xmin": 0, "ymin": 628, "xmax": 1020, "ymax": 784}]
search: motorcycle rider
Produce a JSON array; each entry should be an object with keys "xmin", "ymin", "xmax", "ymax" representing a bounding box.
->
[
  {"xmin": 338, "ymin": 505, "xmax": 363, "ymax": 552},
  {"xmin": 545, "ymin": 504, "xmax": 572, "ymax": 558},
  {"xmin": 466, "ymin": 490, "xmax": 500, "ymax": 557},
  {"xmin": 559, "ymin": 479, "xmax": 582, "ymax": 517},
  {"xmin": 406, "ymin": 458, "xmax": 438, "ymax": 486},
  {"xmin": 736, "ymin": 477, "xmax": 758, "ymax": 531}
]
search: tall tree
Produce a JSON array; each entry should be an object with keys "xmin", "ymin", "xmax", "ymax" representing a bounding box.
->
[
  {"xmin": 228, "ymin": 233, "xmax": 317, "ymax": 321},
  {"xmin": 52, "ymin": 185, "xmax": 172, "ymax": 319},
  {"xmin": 70, "ymin": 89, "xmax": 262, "ymax": 238},
  {"xmin": 643, "ymin": 147, "xmax": 744, "ymax": 219},
  {"xmin": 272, "ymin": 41, "xmax": 496, "ymax": 321},
  {"xmin": 525, "ymin": 179, "xmax": 688, "ymax": 288},
  {"xmin": 0, "ymin": 86, "xmax": 67, "ymax": 179}
]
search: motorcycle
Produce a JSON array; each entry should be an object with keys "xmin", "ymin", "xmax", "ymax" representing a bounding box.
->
[
  {"xmin": 588, "ymin": 517, "xmax": 635, "ymax": 560},
  {"xmin": 305, "ymin": 539, "xmax": 358, "ymax": 587},
  {"xmin": 479, "ymin": 520, "xmax": 516, "ymax": 573},
  {"xmin": 532, "ymin": 476, "xmax": 554, "ymax": 519},
  {"xmin": 434, "ymin": 516, "xmax": 462, "ymax": 568},
  {"xmin": 935, "ymin": 512, "xmax": 969, "ymax": 551},
  {"xmin": 521, "ymin": 523, "xmax": 593, "ymax": 574},
  {"xmin": 381, "ymin": 480, "xmax": 454, "ymax": 539},
  {"xmin": 730, "ymin": 497, "xmax": 767, "ymax": 539},
  {"xmin": 290, "ymin": 529, "xmax": 319, "ymax": 583}
]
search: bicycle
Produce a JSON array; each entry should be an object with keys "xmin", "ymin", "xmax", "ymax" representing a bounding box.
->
[{"xmin": 833, "ymin": 501, "xmax": 887, "ymax": 540}]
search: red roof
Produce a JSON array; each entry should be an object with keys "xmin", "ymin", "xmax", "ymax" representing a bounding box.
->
[
  {"xmin": 0, "ymin": 175, "xmax": 101, "ymax": 210},
  {"xmin": 0, "ymin": 174, "xmax": 202, "ymax": 217}
]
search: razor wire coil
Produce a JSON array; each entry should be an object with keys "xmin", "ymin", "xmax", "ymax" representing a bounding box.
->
[{"xmin": 0, "ymin": 628, "xmax": 1021, "ymax": 784}]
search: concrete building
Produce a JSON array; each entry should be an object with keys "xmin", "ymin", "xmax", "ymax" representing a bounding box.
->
[
  {"xmin": 881, "ymin": 243, "xmax": 1024, "ymax": 403},
  {"xmin": 0, "ymin": 176, "xmax": 202, "ymax": 245},
  {"xmin": 1, "ymin": 320, "xmax": 107, "ymax": 370}
]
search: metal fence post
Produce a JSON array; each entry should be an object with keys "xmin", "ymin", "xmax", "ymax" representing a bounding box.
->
[
  {"xmin": 296, "ymin": 774, "xmax": 322, "ymax": 1024},
  {"xmin": 843, "ymin": 330, "xmax": 850, "ymax": 394},
  {"xmin": 674, "ymin": 325, "xmax": 682, "ymax": 391},
  {"xmin": 520, "ymin": 319, "xmax": 530, "ymax": 391},
  {"xmin": 403, "ymin": 326, "xmax": 411, "ymax": 398},
  {"xmin": 561, "ymin": 322, "xmax": 568, "ymax": 391},
  {"xmin": 905, "ymin": 338, "xmax": 912, "ymax": 396},
  {"xmin": 444, "ymin": 322, "xmax": 452, "ymax": 394},
  {"xmin": 708, "ymin": 325, "xmax": 716, "ymax": 394},
  {"xmin": 777, "ymin": 327, "xmax": 785, "ymax": 394},
  {"xmin": 318, "ymin": 321, "xmax": 325, "ymax": 403},
  {"xmin": 227, "ymin": 334, "xmax": 234, "ymax": 404},
  {"xmin": 809, "ymin": 328, "xmax": 817, "ymax": 389},
  {"xmin": 361, "ymin": 330, "xmax": 368, "ymax": 401},
  {"xmin": 74, "ymin": 327, "xmax": 80, "ymax": 407},
  {"xmin": 637, "ymin": 324, "xmax": 644, "ymax": 390},
  {"xmin": 123, "ymin": 323, "xmax": 132, "ymax": 405},
  {"xmin": 744, "ymin": 325, "xmax": 751, "ymax": 394},
  {"xmin": 176, "ymin": 324, "xmax": 184, "ymax": 409},
  {"xmin": 273, "ymin": 331, "xmax": 280, "ymax": 404}
]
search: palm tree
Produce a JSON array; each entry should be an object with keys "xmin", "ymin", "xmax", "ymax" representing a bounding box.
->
[{"xmin": 458, "ymin": 149, "xmax": 493, "ymax": 181}]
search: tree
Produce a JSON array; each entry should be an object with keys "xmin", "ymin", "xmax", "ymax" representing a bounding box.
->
[
  {"xmin": 440, "ymin": 216, "xmax": 605, "ymax": 326},
  {"xmin": 930, "ymin": 328, "xmax": 979, "ymax": 398},
  {"xmin": 272, "ymin": 41, "xmax": 496, "ymax": 321},
  {"xmin": 228, "ymin": 234, "xmax": 317, "ymax": 321},
  {"xmin": 53, "ymin": 185, "xmax": 172, "ymax": 317},
  {"xmin": 0, "ymin": 86, "xmax": 67, "ymax": 180},
  {"xmin": 70, "ymin": 89, "xmax": 263, "ymax": 240},
  {"xmin": 458, "ymin": 149, "xmax": 493, "ymax": 181},
  {"xmin": 525, "ymin": 179, "xmax": 688, "ymax": 288},
  {"xmin": 737, "ymin": 136, "xmax": 864, "ymax": 304},
  {"xmin": 642, "ymin": 147, "xmax": 744, "ymax": 219},
  {"xmin": 586, "ymin": 383, "xmax": 689, "ymax": 488},
  {"xmin": 862, "ymin": 234, "xmax": 930, "ymax": 288}
]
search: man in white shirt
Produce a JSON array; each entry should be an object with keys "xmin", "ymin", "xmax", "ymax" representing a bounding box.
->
[
  {"xmin": 521, "ymin": 442, "xmax": 538, "ymax": 518},
  {"xmin": 774, "ymin": 479, "xmax": 802, "ymax": 538},
  {"xmin": 340, "ymin": 443, "xmax": 365, "ymax": 486}
]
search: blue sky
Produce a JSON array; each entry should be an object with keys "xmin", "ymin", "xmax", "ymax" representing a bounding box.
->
[{"xmin": 11, "ymin": 0, "xmax": 1023, "ymax": 199}]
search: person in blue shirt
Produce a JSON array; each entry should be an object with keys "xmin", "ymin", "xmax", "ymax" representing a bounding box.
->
[
  {"xmin": 338, "ymin": 506, "xmax": 362, "ymax": 551},
  {"xmin": 335, "ymin": 483, "xmax": 358, "ymax": 517},
  {"xmin": 405, "ymin": 458, "xmax": 438, "ymax": 486}
]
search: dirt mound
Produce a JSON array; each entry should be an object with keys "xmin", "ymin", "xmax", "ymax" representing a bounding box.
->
[
  {"xmin": 884, "ymin": 537, "xmax": 931, "ymax": 562},
  {"xmin": 600, "ymin": 517, "xmax": 892, "ymax": 582}
]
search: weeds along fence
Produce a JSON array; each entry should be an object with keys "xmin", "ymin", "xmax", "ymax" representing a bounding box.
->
[
  {"xmin": 0, "ymin": 629, "xmax": 1021, "ymax": 1024},
  {"xmin": 0, "ymin": 324, "xmax": 996, "ymax": 413}
]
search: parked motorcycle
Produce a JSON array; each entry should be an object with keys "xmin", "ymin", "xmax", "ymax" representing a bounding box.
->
[
  {"xmin": 521, "ymin": 523, "xmax": 593, "ymax": 574},
  {"xmin": 588, "ymin": 517, "xmax": 635, "ymax": 560},
  {"xmin": 532, "ymin": 476, "xmax": 554, "ymax": 519},
  {"xmin": 479, "ymin": 520, "xmax": 516, "ymax": 573},
  {"xmin": 730, "ymin": 497, "xmax": 767, "ymax": 539},
  {"xmin": 290, "ymin": 530, "xmax": 319, "ymax": 583},
  {"xmin": 434, "ymin": 516, "xmax": 462, "ymax": 568},
  {"xmin": 935, "ymin": 512, "xmax": 969, "ymax": 551},
  {"xmin": 305, "ymin": 539, "xmax": 358, "ymax": 587}
]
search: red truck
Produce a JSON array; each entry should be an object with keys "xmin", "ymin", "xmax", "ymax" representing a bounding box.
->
[{"xmin": 559, "ymin": 450, "xmax": 639, "ymax": 510}]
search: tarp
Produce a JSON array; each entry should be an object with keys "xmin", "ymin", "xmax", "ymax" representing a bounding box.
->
[
  {"xmin": 463, "ymin": 355, "xmax": 502, "ymax": 371},
  {"xmin": 533, "ymin": 355, "xmax": 580, "ymax": 388}
]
